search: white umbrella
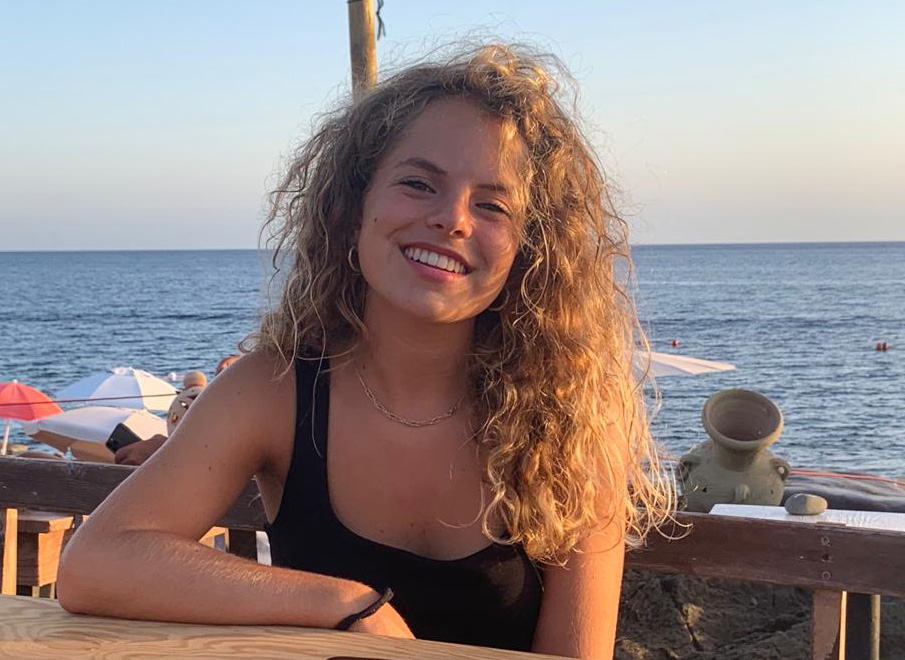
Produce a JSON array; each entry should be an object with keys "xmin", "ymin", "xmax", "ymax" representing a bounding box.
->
[
  {"xmin": 22, "ymin": 406, "xmax": 166, "ymax": 463},
  {"xmin": 647, "ymin": 351, "xmax": 736, "ymax": 378},
  {"xmin": 56, "ymin": 367, "xmax": 176, "ymax": 412}
]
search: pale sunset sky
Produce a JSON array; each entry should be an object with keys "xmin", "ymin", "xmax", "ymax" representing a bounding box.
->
[{"xmin": 1, "ymin": 1, "xmax": 903, "ymax": 250}]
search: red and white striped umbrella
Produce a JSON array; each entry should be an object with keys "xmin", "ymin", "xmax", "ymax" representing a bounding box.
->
[{"xmin": 0, "ymin": 380, "xmax": 63, "ymax": 455}]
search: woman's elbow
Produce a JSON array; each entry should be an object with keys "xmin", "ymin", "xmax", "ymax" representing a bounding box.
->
[{"xmin": 56, "ymin": 533, "xmax": 109, "ymax": 614}]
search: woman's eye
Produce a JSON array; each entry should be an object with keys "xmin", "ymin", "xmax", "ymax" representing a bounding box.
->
[
  {"xmin": 477, "ymin": 202, "xmax": 510, "ymax": 216},
  {"xmin": 400, "ymin": 178, "xmax": 434, "ymax": 193}
]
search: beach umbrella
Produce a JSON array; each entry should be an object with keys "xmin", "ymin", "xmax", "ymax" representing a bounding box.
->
[
  {"xmin": 647, "ymin": 351, "xmax": 736, "ymax": 378},
  {"xmin": 56, "ymin": 367, "xmax": 176, "ymax": 412},
  {"xmin": 22, "ymin": 406, "xmax": 166, "ymax": 463},
  {"xmin": 0, "ymin": 380, "xmax": 63, "ymax": 455}
]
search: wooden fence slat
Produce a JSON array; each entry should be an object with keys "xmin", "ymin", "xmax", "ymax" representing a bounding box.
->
[
  {"xmin": 4, "ymin": 456, "xmax": 905, "ymax": 600},
  {"xmin": 0, "ymin": 457, "xmax": 267, "ymax": 531},
  {"xmin": 811, "ymin": 589, "xmax": 845, "ymax": 660},
  {"xmin": 625, "ymin": 513, "xmax": 905, "ymax": 598},
  {"xmin": 1, "ymin": 509, "xmax": 18, "ymax": 595}
]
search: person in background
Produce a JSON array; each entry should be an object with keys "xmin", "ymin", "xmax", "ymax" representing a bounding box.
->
[
  {"xmin": 215, "ymin": 354, "xmax": 241, "ymax": 376},
  {"xmin": 112, "ymin": 433, "xmax": 166, "ymax": 466},
  {"xmin": 61, "ymin": 44, "xmax": 673, "ymax": 658},
  {"xmin": 114, "ymin": 363, "xmax": 235, "ymax": 465}
]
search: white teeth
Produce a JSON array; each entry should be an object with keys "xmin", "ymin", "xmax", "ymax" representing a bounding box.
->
[{"xmin": 403, "ymin": 247, "xmax": 465, "ymax": 274}]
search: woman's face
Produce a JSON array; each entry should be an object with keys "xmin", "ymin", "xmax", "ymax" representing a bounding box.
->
[{"xmin": 357, "ymin": 98, "xmax": 523, "ymax": 325}]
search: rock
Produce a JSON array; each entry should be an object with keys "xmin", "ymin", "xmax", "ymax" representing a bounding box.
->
[
  {"xmin": 617, "ymin": 570, "xmax": 905, "ymax": 659},
  {"xmin": 784, "ymin": 493, "xmax": 828, "ymax": 515},
  {"xmin": 882, "ymin": 597, "xmax": 905, "ymax": 660},
  {"xmin": 616, "ymin": 572, "xmax": 696, "ymax": 658},
  {"xmin": 617, "ymin": 571, "xmax": 811, "ymax": 659}
]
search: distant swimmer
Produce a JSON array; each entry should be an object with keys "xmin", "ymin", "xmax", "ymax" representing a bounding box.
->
[
  {"xmin": 875, "ymin": 341, "xmax": 889, "ymax": 352},
  {"xmin": 672, "ymin": 339, "xmax": 680, "ymax": 347}
]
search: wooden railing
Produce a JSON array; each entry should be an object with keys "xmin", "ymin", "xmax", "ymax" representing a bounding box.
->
[{"xmin": 1, "ymin": 455, "xmax": 903, "ymax": 660}]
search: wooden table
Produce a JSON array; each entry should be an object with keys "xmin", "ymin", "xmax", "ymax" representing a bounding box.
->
[{"xmin": 0, "ymin": 595, "xmax": 561, "ymax": 660}]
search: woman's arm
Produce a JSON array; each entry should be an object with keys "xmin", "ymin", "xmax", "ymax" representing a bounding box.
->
[
  {"xmin": 530, "ymin": 520, "xmax": 625, "ymax": 660},
  {"xmin": 56, "ymin": 352, "xmax": 405, "ymax": 633},
  {"xmin": 532, "ymin": 393, "xmax": 634, "ymax": 660}
]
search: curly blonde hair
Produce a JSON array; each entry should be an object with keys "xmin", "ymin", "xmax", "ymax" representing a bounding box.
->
[{"xmin": 247, "ymin": 43, "xmax": 674, "ymax": 563}]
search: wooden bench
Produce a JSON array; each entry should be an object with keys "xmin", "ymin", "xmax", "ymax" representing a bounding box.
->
[
  {"xmin": 1, "ymin": 456, "xmax": 903, "ymax": 660},
  {"xmin": 5, "ymin": 509, "xmax": 226, "ymax": 597},
  {"xmin": 11, "ymin": 510, "xmax": 76, "ymax": 598}
]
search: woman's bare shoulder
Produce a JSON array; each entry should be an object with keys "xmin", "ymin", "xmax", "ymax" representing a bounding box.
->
[
  {"xmin": 204, "ymin": 350, "xmax": 296, "ymax": 455},
  {"xmin": 213, "ymin": 350, "xmax": 295, "ymax": 396}
]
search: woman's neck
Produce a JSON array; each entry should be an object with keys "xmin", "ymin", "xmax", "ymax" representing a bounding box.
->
[{"xmin": 351, "ymin": 297, "xmax": 473, "ymax": 411}]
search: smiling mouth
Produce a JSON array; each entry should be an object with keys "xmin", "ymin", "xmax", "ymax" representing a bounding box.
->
[{"xmin": 402, "ymin": 246, "xmax": 468, "ymax": 274}]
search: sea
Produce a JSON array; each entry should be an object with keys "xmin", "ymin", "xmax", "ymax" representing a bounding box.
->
[{"xmin": 1, "ymin": 243, "xmax": 903, "ymax": 476}]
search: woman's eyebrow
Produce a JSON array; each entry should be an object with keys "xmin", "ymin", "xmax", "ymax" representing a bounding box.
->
[
  {"xmin": 394, "ymin": 157, "xmax": 446, "ymax": 176},
  {"xmin": 394, "ymin": 157, "xmax": 513, "ymax": 196},
  {"xmin": 475, "ymin": 181, "xmax": 512, "ymax": 195}
]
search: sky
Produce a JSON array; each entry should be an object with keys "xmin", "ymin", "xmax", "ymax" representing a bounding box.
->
[{"xmin": 1, "ymin": 1, "xmax": 903, "ymax": 250}]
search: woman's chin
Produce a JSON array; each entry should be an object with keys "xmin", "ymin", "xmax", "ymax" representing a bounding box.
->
[
  {"xmin": 386, "ymin": 299, "xmax": 479, "ymax": 326},
  {"xmin": 364, "ymin": 287, "xmax": 494, "ymax": 326},
  {"xmin": 403, "ymin": 304, "xmax": 477, "ymax": 325}
]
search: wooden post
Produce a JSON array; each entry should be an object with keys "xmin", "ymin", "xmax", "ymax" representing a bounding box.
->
[
  {"xmin": 347, "ymin": 0, "xmax": 377, "ymax": 100},
  {"xmin": 845, "ymin": 593, "xmax": 880, "ymax": 660},
  {"xmin": 1, "ymin": 509, "xmax": 18, "ymax": 595},
  {"xmin": 811, "ymin": 589, "xmax": 846, "ymax": 660}
]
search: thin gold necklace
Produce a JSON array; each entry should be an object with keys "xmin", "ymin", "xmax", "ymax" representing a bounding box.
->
[{"xmin": 355, "ymin": 368, "xmax": 464, "ymax": 428}]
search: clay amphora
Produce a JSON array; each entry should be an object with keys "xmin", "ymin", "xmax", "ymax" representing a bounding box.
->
[{"xmin": 679, "ymin": 388, "xmax": 791, "ymax": 513}]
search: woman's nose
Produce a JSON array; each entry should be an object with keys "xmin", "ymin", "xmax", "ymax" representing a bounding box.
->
[{"xmin": 429, "ymin": 193, "xmax": 473, "ymax": 237}]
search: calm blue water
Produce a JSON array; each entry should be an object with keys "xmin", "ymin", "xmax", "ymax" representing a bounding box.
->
[
  {"xmin": 1, "ymin": 244, "xmax": 903, "ymax": 476},
  {"xmin": 634, "ymin": 243, "xmax": 904, "ymax": 476}
]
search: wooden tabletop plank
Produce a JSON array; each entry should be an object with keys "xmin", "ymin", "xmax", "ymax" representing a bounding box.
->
[{"xmin": 0, "ymin": 596, "xmax": 562, "ymax": 660}]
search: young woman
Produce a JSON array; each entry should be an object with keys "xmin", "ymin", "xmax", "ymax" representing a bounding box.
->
[{"xmin": 58, "ymin": 44, "xmax": 673, "ymax": 659}]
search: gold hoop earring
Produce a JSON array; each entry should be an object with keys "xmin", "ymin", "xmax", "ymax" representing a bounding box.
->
[
  {"xmin": 347, "ymin": 245, "xmax": 360, "ymax": 273},
  {"xmin": 487, "ymin": 288, "xmax": 510, "ymax": 313}
]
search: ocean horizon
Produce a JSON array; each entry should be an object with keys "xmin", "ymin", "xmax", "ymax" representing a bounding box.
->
[
  {"xmin": 1, "ymin": 242, "xmax": 903, "ymax": 476},
  {"xmin": 4, "ymin": 239, "xmax": 905, "ymax": 253}
]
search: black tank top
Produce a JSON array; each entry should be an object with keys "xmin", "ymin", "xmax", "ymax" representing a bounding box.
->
[{"xmin": 265, "ymin": 358, "xmax": 543, "ymax": 651}]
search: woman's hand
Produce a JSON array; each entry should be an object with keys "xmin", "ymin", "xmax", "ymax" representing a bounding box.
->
[{"xmin": 348, "ymin": 602, "xmax": 415, "ymax": 639}]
